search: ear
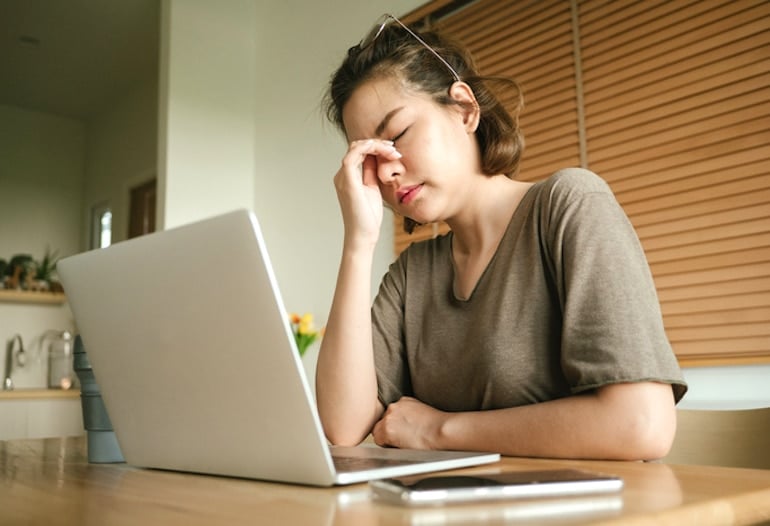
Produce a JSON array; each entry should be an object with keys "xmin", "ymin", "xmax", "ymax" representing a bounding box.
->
[{"xmin": 448, "ymin": 81, "xmax": 480, "ymax": 133}]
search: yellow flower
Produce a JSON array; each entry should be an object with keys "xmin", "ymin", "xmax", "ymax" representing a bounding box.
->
[
  {"xmin": 289, "ymin": 312, "xmax": 323, "ymax": 357},
  {"xmin": 298, "ymin": 313, "xmax": 315, "ymax": 335}
]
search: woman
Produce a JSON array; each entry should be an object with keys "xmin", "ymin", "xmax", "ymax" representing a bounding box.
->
[{"xmin": 317, "ymin": 14, "xmax": 686, "ymax": 460}]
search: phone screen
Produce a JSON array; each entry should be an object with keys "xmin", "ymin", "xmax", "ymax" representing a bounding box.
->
[{"xmin": 370, "ymin": 469, "xmax": 624, "ymax": 506}]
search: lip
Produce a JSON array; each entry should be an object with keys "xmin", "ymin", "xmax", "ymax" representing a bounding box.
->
[{"xmin": 397, "ymin": 184, "xmax": 423, "ymax": 205}]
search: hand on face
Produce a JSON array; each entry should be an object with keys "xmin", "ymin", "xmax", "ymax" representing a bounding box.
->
[
  {"xmin": 334, "ymin": 138, "xmax": 402, "ymax": 250},
  {"xmin": 371, "ymin": 396, "xmax": 446, "ymax": 450}
]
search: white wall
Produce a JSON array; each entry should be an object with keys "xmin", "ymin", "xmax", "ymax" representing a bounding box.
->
[
  {"xmin": 0, "ymin": 105, "xmax": 84, "ymax": 258},
  {"xmin": 83, "ymin": 80, "xmax": 158, "ymax": 247},
  {"xmin": 158, "ymin": 0, "xmax": 257, "ymax": 230}
]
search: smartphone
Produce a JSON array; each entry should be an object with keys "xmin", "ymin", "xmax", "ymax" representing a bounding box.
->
[{"xmin": 369, "ymin": 469, "xmax": 624, "ymax": 506}]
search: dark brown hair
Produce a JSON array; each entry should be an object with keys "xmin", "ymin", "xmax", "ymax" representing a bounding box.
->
[{"xmin": 323, "ymin": 21, "xmax": 524, "ymax": 233}]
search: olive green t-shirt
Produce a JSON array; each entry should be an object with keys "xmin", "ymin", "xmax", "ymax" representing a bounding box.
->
[{"xmin": 371, "ymin": 168, "xmax": 687, "ymax": 411}]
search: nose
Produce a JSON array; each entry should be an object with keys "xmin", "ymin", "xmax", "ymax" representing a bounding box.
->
[{"xmin": 376, "ymin": 156, "xmax": 401, "ymax": 186}]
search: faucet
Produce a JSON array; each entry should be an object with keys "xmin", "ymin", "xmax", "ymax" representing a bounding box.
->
[{"xmin": 4, "ymin": 334, "xmax": 25, "ymax": 390}]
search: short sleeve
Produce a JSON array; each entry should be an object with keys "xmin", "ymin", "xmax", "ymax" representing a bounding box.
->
[{"xmin": 543, "ymin": 170, "xmax": 687, "ymax": 402}]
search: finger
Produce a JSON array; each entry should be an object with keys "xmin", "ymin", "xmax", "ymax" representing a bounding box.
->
[
  {"xmin": 361, "ymin": 154, "xmax": 378, "ymax": 187},
  {"xmin": 348, "ymin": 138, "xmax": 393, "ymax": 152},
  {"xmin": 344, "ymin": 139, "xmax": 400, "ymax": 169},
  {"xmin": 336, "ymin": 139, "xmax": 400, "ymax": 194},
  {"xmin": 371, "ymin": 419, "xmax": 387, "ymax": 447}
]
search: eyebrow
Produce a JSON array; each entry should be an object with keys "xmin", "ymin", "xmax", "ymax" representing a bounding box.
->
[{"xmin": 375, "ymin": 106, "xmax": 405, "ymax": 137}]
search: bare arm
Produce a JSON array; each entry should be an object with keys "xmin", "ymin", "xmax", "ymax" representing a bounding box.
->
[
  {"xmin": 316, "ymin": 247, "xmax": 384, "ymax": 445},
  {"xmin": 316, "ymin": 140, "xmax": 399, "ymax": 445},
  {"xmin": 372, "ymin": 381, "xmax": 677, "ymax": 460}
]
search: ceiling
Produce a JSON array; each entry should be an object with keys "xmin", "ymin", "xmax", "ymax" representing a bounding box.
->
[{"xmin": 0, "ymin": 0, "xmax": 159, "ymax": 120}]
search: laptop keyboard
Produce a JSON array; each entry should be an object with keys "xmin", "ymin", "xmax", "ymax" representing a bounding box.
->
[{"xmin": 332, "ymin": 454, "xmax": 420, "ymax": 472}]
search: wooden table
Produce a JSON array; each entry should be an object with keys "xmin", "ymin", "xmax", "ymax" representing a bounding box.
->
[{"xmin": 1, "ymin": 437, "xmax": 769, "ymax": 525}]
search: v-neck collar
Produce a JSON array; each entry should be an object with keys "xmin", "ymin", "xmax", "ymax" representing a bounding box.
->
[{"xmin": 448, "ymin": 181, "xmax": 540, "ymax": 302}]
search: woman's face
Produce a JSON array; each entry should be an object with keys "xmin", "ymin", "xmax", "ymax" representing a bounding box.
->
[{"xmin": 341, "ymin": 76, "xmax": 479, "ymax": 225}]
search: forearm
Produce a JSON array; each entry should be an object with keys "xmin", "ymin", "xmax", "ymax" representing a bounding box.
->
[
  {"xmin": 316, "ymin": 247, "xmax": 382, "ymax": 445},
  {"xmin": 435, "ymin": 383, "xmax": 676, "ymax": 460}
]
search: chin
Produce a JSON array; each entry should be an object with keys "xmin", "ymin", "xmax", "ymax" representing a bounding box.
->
[{"xmin": 402, "ymin": 212, "xmax": 429, "ymax": 227}]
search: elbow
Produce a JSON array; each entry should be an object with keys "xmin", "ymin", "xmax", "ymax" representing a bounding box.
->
[
  {"xmin": 320, "ymin": 409, "xmax": 378, "ymax": 447},
  {"xmin": 598, "ymin": 382, "xmax": 677, "ymax": 461},
  {"xmin": 623, "ymin": 407, "xmax": 676, "ymax": 461},
  {"xmin": 325, "ymin": 430, "xmax": 367, "ymax": 448},
  {"xmin": 318, "ymin": 411, "xmax": 379, "ymax": 447}
]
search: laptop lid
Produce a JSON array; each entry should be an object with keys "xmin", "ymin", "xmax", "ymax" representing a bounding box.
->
[{"xmin": 58, "ymin": 210, "xmax": 498, "ymax": 486}]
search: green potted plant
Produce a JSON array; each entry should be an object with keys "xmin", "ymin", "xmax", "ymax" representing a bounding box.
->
[{"xmin": 35, "ymin": 246, "xmax": 61, "ymax": 291}]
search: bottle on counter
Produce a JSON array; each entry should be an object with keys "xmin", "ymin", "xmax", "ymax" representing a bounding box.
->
[{"xmin": 44, "ymin": 329, "xmax": 75, "ymax": 390}]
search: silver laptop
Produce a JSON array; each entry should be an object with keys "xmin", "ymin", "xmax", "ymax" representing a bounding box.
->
[{"xmin": 58, "ymin": 209, "xmax": 499, "ymax": 486}]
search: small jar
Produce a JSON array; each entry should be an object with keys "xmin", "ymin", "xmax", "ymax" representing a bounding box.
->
[{"xmin": 47, "ymin": 330, "xmax": 74, "ymax": 389}]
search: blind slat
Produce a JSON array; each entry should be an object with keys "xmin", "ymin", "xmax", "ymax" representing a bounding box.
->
[
  {"xmin": 628, "ymin": 184, "xmax": 770, "ymax": 228},
  {"xmin": 671, "ymin": 337, "xmax": 769, "ymax": 357},
  {"xmin": 590, "ymin": 80, "xmax": 769, "ymax": 151},
  {"xmin": 618, "ymin": 162, "xmax": 768, "ymax": 207},
  {"xmin": 667, "ymin": 322, "xmax": 770, "ymax": 343},
  {"xmin": 591, "ymin": 97, "xmax": 770, "ymax": 163},
  {"xmin": 664, "ymin": 307, "xmax": 770, "ymax": 329},
  {"xmin": 645, "ymin": 232, "xmax": 770, "ymax": 265},
  {"xmin": 580, "ymin": 0, "xmax": 704, "ymax": 43},
  {"xmin": 640, "ymin": 218, "xmax": 770, "ymax": 252},
  {"xmin": 655, "ymin": 261, "xmax": 770, "ymax": 289},
  {"xmin": 661, "ymin": 292, "xmax": 769, "ymax": 316},
  {"xmin": 651, "ymin": 246, "xmax": 770, "ymax": 277},
  {"xmin": 584, "ymin": 34, "xmax": 770, "ymax": 108},
  {"xmin": 581, "ymin": 2, "xmax": 770, "ymax": 75},
  {"xmin": 603, "ymin": 146, "xmax": 770, "ymax": 193}
]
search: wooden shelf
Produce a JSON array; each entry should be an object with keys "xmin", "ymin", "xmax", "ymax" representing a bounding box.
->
[
  {"xmin": 0, "ymin": 289, "xmax": 66, "ymax": 305},
  {"xmin": 0, "ymin": 388, "xmax": 79, "ymax": 400}
]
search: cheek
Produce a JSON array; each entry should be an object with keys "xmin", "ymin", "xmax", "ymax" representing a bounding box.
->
[
  {"xmin": 401, "ymin": 127, "xmax": 443, "ymax": 166},
  {"xmin": 377, "ymin": 180, "xmax": 399, "ymax": 207}
]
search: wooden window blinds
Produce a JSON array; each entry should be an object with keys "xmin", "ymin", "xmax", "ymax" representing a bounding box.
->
[{"xmin": 398, "ymin": 0, "xmax": 770, "ymax": 366}]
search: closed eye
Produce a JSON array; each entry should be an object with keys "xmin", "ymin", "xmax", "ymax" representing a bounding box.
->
[{"xmin": 391, "ymin": 127, "xmax": 408, "ymax": 144}]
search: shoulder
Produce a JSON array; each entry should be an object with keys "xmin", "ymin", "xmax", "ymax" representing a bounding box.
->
[
  {"xmin": 527, "ymin": 168, "xmax": 615, "ymax": 214},
  {"xmin": 379, "ymin": 232, "xmax": 451, "ymax": 300},
  {"xmin": 525, "ymin": 168, "xmax": 623, "ymax": 234},
  {"xmin": 388, "ymin": 231, "xmax": 451, "ymax": 275},
  {"xmin": 400, "ymin": 231, "xmax": 451, "ymax": 259},
  {"xmin": 540, "ymin": 168, "xmax": 612, "ymax": 199}
]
